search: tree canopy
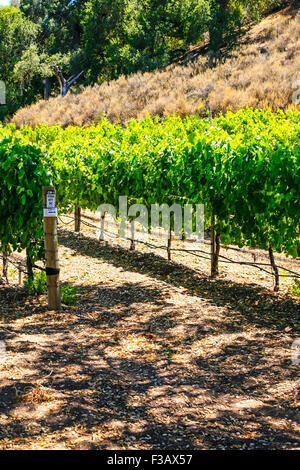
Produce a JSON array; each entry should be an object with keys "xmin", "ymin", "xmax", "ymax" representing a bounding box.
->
[{"xmin": 0, "ymin": 0, "xmax": 290, "ymax": 120}]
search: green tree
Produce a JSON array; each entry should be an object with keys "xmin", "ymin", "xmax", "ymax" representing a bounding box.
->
[
  {"xmin": 13, "ymin": 44, "xmax": 71, "ymax": 99},
  {"xmin": 15, "ymin": 1, "xmax": 87, "ymax": 100},
  {"xmin": 0, "ymin": 137, "xmax": 50, "ymax": 261},
  {"xmin": 0, "ymin": 6, "xmax": 38, "ymax": 120},
  {"xmin": 81, "ymin": 0, "xmax": 128, "ymax": 82},
  {"xmin": 19, "ymin": 0, "xmax": 85, "ymax": 54},
  {"xmin": 120, "ymin": 0, "xmax": 210, "ymax": 72},
  {"xmin": 1, "ymin": 0, "xmax": 291, "ymax": 118},
  {"xmin": 81, "ymin": 0, "xmax": 210, "ymax": 81},
  {"xmin": 207, "ymin": 0, "xmax": 289, "ymax": 63}
]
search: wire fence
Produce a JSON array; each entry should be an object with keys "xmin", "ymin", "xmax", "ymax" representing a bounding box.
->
[
  {"xmin": 0, "ymin": 253, "xmax": 46, "ymax": 279},
  {"xmin": 1, "ymin": 212, "xmax": 299, "ymax": 289},
  {"xmin": 60, "ymin": 212, "xmax": 300, "ymax": 280}
]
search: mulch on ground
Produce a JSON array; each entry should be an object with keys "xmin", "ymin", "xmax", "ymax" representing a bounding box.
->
[{"xmin": 0, "ymin": 222, "xmax": 299, "ymax": 450}]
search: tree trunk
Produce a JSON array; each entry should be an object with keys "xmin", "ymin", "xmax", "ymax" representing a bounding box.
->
[
  {"xmin": 75, "ymin": 206, "xmax": 81, "ymax": 232},
  {"xmin": 2, "ymin": 249, "xmax": 8, "ymax": 281},
  {"xmin": 211, "ymin": 232, "xmax": 221, "ymax": 277},
  {"xmin": 26, "ymin": 250, "xmax": 34, "ymax": 281},
  {"xmin": 43, "ymin": 77, "xmax": 51, "ymax": 100},
  {"xmin": 52, "ymin": 65, "xmax": 84, "ymax": 97},
  {"xmin": 210, "ymin": 214, "xmax": 220, "ymax": 277},
  {"xmin": 269, "ymin": 245, "xmax": 280, "ymax": 292},
  {"xmin": 208, "ymin": 0, "xmax": 230, "ymax": 65},
  {"xmin": 72, "ymin": 21, "xmax": 81, "ymax": 50}
]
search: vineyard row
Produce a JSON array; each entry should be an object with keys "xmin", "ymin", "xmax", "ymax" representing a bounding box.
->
[{"xmin": 0, "ymin": 108, "xmax": 299, "ymax": 293}]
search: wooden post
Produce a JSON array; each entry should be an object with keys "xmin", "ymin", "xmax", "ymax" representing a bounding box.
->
[
  {"xmin": 167, "ymin": 229, "xmax": 172, "ymax": 261},
  {"xmin": 43, "ymin": 186, "xmax": 61, "ymax": 311},
  {"xmin": 74, "ymin": 205, "xmax": 81, "ymax": 232},
  {"xmin": 99, "ymin": 211, "xmax": 106, "ymax": 241},
  {"xmin": 130, "ymin": 220, "xmax": 135, "ymax": 251}
]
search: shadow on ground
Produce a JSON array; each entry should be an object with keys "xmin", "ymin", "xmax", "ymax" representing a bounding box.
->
[
  {"xmin": 0, "ymin": 228, "xmax": 299, "ymax": 450},
  {"xmin": 58, "ymin": 228, "xmax": 300, "ymax": 333}
]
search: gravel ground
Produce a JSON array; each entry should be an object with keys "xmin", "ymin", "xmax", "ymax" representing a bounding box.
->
[{"xmin": 0, "ymin": 219, "xmax": 299, "ymax": 450}]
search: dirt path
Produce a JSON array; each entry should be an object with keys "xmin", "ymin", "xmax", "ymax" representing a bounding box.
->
[{"xmin": 0, "ymin": 224, "xmax": 299, "ymax": 450}]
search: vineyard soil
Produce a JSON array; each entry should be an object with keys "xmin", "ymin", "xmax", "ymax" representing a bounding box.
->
[{"xmin": 0, "ymin": 222, "xmax": 299, "ymax": 450}]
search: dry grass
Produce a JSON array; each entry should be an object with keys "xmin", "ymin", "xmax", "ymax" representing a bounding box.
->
[{"xmin": 12, "ymin": 4, "xmax": 300, "ymax": 128}]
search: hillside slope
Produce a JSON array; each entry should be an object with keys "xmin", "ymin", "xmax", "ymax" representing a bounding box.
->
[{"xmin": 12, "ymin": 4, "xmax": 300, "ymax": 128}]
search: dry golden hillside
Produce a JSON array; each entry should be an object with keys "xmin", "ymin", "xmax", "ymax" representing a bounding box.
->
[{"xmin": 12, "ymin": 3, "xmax": 300, "ymax": 128}]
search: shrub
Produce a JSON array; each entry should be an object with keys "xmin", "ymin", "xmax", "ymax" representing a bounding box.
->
[
  {"xmin": 291, "ymin": 279, "xmax": 300, "ymax": 297},
  {"xmin": 61, "ymin": 283, "xmax": 77, "ymax": 305},
  {"xmin": 24, "ymin": 271, "xmax": 47, "ymax": 295}
]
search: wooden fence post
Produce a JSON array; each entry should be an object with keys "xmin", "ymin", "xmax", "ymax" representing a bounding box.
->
[
  {"xmin": 99, "ymin": 211, "xmax": 106, "ymax": 241},
  {"xmin": 167, "ymin": 228, "xmax": 172, "ymax": 261},
  {"xmin": 130, "ymin": 220, "xmax": 135, "ymax": 251},
  {"xmin": 43, "ymin": 186, "xmax": 61, "ymax": 311},
  {"xmin": 75, "ymin": 205, "xmax": 81, "ymax": 232}
]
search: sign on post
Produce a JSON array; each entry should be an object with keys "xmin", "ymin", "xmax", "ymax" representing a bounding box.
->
[
  {"xmin": 42, "ymin": 186, "xmax": 61, "ymax": 311},
  {"xmin": 44, "ymin": 189, "xmax": 58, "ymax": 218}
]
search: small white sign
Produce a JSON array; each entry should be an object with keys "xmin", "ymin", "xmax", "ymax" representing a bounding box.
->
[
  {"xmin": 44, "ymin": 190, "xmax": 57, "ymax": 217},
  {"xmin": 46, "ymin": 191, "xmax": 56, "ymax": 209},
  {"xmin": 44, "ymin": 208, "xmax": 58, "ymax": 217}
]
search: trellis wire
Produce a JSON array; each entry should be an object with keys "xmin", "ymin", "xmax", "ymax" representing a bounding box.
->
[
  {"xmin": 2, "ymin": 215, "xmax": 298, "ymax": 284},
  {"xmin": 0, "ymin": 253, "xmax": 46, "ymax": 277},
  {"xmin": 58, "ymin": 214, "xmax": 300, "ymax": 280}
]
